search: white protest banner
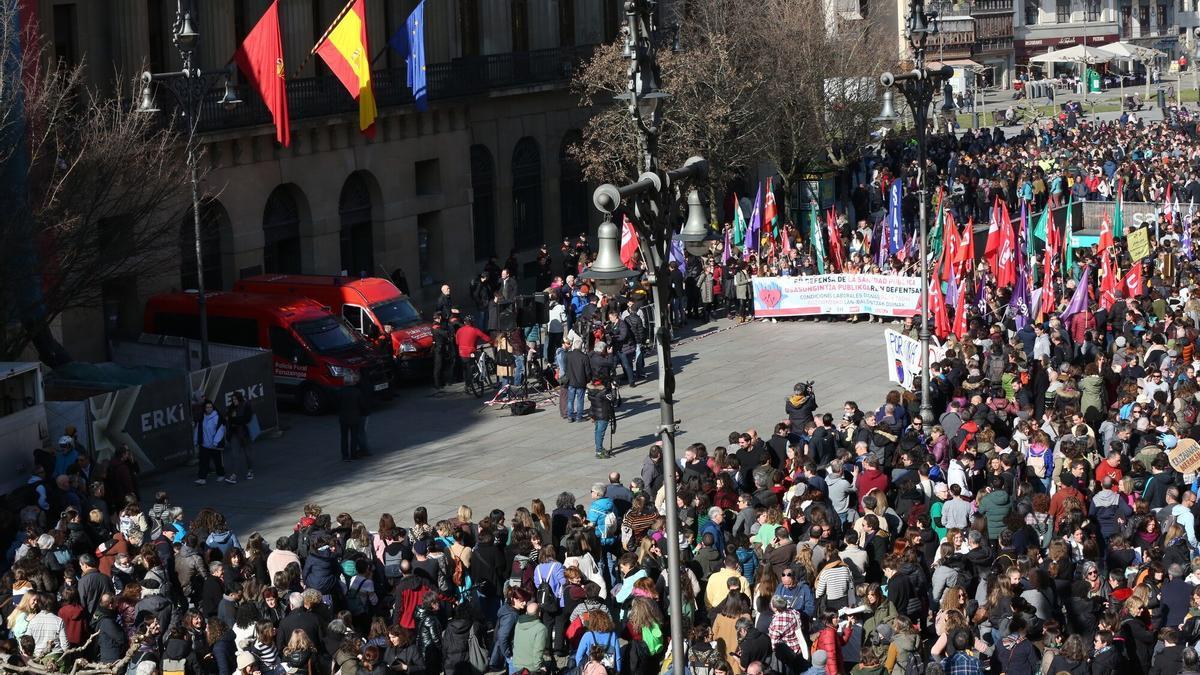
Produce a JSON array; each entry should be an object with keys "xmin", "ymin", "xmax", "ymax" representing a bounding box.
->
[
  {"xmin": 751, "ymin": 274, "xmax": 921, "ymax": 318},
  {"xmin": 884, "ymin": 329, "xmax": 945, "ymax": 391}
]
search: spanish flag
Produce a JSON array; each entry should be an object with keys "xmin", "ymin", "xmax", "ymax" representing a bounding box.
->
[{"xmin": 314, "ymin": 0, "xmax": 377, "ymax": 137}]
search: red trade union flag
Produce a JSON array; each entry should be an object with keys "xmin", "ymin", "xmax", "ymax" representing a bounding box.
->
[
  {"xmin": 233, "ymin": 0, "xmax": 291, "ymax": 146},
  {"xmin": 1121, "ymin": 263, "xmax": 1144, "ymax": 298},
  {"xmin": 620, "ymin": 215, "xmax": 639, "ymax": 268},
  {"xmin": 1100, "ymin": 250, "xmax": 1118, "ymax": 309},
  {"xmin": 1099, "ymin": 212, "xmax": 1114, "ymax": 250}
]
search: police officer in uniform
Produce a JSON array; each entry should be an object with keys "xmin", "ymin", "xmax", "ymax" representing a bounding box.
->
[{"xmin": 432, "ymin": 315, "xmax": 452, "ymax": 389}]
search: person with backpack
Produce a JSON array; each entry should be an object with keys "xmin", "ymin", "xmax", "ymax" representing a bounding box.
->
[
  {"xmin": 489, "ymin": 587, "xmax": 530, "ymax": 671},
  {"xmin": 342, "ymin": 557, "xmax": 377, "ymax": 633},
  {"xmin": 534, "ymin": 545, "xmax": 567, "ymax": 658},
  {"xmin": 573, "ymin": 610, "xmax": 622, "ymax": 673},
  {"xmin": 193, "ymin": 399, "xmax": 228, "ymax": 486}
]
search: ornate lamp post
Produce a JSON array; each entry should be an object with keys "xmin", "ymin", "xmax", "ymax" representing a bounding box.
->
[
  {"xmin": 582, "ymin": 1, "xmax": 710, "ymax": 670},
  {"xmin": 875, "ymin": 0, "xmax": 952, "ymax": 424},
  {"xmin": 138, "ymin": 0, "xmax": 241, "ymax": 368}
]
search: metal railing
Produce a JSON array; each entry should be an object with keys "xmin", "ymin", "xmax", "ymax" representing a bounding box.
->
[{"xmin": 196, "ymin": 44, "xmax": 596, "ymax": 133}]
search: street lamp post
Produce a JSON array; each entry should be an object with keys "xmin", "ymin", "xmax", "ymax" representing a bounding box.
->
[
  {"xmin": 138, "ymin": 0, "xmax": 241, "ymax": 369},
  {"xmin": 581, "ymin": 2, "xmax": 710, "ymax": 671},
  {"xmin": 875, "ymin": 0, "xmax": 952, "ymax": 425}
]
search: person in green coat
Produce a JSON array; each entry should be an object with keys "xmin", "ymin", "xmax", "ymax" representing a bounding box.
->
[
  {"xmin": 1078, "ymin": 363, "xmax": 1106, "ymax": 426},
  {"xmin": 976, "ymin": 477, "xmax": 1012, "ymax": 543},
  {"xmin": 930, "ymin": 482, "xmax": 950, "ymax": 542},
  {"xmin": 510, "ymin": 603, "xmax": 549, "ymax": 673}
]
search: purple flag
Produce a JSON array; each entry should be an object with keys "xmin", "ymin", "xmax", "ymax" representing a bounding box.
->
[
  {"xmin": 1059, "ymin": 267, "xmax": 1091, "ymax": 321},
  {"xmin": 745, "ymin": 184, "xmax": 762, "ymax": 256},
  {"xmin": 1009, "ymin": 264, "xmax": 1031, "ymax": 330},
  {"xmin": 671, "ymin": 239, "xmax": 686, "ymax": 275},
  {"xmin": 975, "ymin": 275, "xmax": 990, "ymax": 323},
  {"xmin": 945, "ymin": 267, "xmax": 958, "ymax": 309},
  {"xmin": 722, "ymin": 226, "xmax": 732, "ymax": 265},
  {"xmin": 888, "ymin": 180, "xmax": 904, "ymax": 255},
  {"xmin": 872, "ymin": 217, "xmax": 887, "ymax": 267}
]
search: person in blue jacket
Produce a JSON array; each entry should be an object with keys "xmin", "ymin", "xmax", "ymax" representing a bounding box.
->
[{"xmin": 572, "ymin": 610, "xmax": 622, "ymax": 672}]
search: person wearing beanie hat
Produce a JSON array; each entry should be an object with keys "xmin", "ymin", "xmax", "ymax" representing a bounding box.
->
[
  {"xmin": 134, "ymin": 576, "xmax": 175, "ymax": 635},
  {"xmin": 803, "ymin": 650, "xmax": 828, "ymax": 675}
]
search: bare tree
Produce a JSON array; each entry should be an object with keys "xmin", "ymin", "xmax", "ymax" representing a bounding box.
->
[
  {"xmin": 568, "ymin": 26, "xmax": 763, "ymax": 217},
  {"xmin": 746, "ymin": 0, "xmax": 889, "ymax": 197},
  {"xmin": 0, "ymin": 8, "xmax": 193, "ymax": 363}
]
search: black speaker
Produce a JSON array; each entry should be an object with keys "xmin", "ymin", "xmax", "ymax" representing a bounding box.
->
[
  {"xmin": 515, "ymin": 294, "xmax": 548, "ymax": 328},
  {"xmin": 510, "ymin": 400, "xmax": 537, "ymax": 416}
]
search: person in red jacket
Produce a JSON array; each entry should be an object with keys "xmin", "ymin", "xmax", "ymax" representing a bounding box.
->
[
  {"xmin": 455, "ymin": 315, "xmax": 491, "ymax": 360},
  {"xmin": 1095, "ymin": 450, "xmax": 1124, "ymax": 485},
  {"xmin": 811, "ymin": 611, "xmax": 844, "ymax": 675},
  {"xmin": 854, "ymin": 456, "xmax": 889, "ymax": 512}
]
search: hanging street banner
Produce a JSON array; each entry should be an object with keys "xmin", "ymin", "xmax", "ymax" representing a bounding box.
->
[
  {"xmin": 751, "ymin": 274, "xmax": 922, "ymax": 317},
  {"xmin": 884, "ymin": 329, "xmax": 947, "ymax": 391}
]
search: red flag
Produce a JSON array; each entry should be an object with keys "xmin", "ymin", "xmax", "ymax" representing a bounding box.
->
[
  {"xmin": 984, "ymin": 200, "xmax": 1002, "ymax": 269},
  {"xmin": 1121, "ymin": 263, "xmax": 1144, "ymax": 298},
  {"xmin": 1099, "ymin": 212, "xmax": 1114, "ymax": 250},
  {"xmin": 994, "ymin": 201, "xmax": 1017, "ymax": 288},
  {"xmin": 826, "ymin": 208, "xmax": 844, "ymax": 272},
  {"xmin": 955, "ymin": 217, "xmax": 975, "ymax": 267},
  {"xmin": 953, "ymin": 281, "xmax": 969, "ymax": 340},
  {"xmin": 1099, "ymin": 250, "xmax": 1118, "ymax": 309},
  {"xmin": 233, "ymin": 0, "xmax": 291, "ymax": 146},
  {"xmin": 929, "ymin": 280, "xmax": 951, "ymax": 339},
  {"xmin": 941, "ymin": 211, "xmax": 960, "ymax": 281},
  {"xmin": 781, "ymin": 225, "xmax": 792, "ymax": 254},
  {"xmin": 620, "ymin": 215, "xmax": 640, "ymax": 268},
  {"xmin": 1039, "ymin": 246, "xmax": 1056, "ymax": 320}
]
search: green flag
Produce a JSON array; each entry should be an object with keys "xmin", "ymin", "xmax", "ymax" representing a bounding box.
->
[
  {"xmin": 1112, "ymin": 191, "xmax": 1125, "ymax": 238},
  {"xmin": 1063, "ymin": 195, "xmax": 1074, "ymax": 278},
  {"xmin": 733, "ymin": 194, "xmax": 746, "ymax": 247},
  {"xmin": 1032, "ymin": 205, "xmax": 1050, "ymax": 242},
  {"xmin": 809, "ymin": 204, "xmax": 825, "ymax": 275},
  {"xmin": 929, "ymin": 198, "xmax": 945, "ymax": 262}
]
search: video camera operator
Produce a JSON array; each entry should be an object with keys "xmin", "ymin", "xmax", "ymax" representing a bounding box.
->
[
  {"xmin": 605, "ymin": 309, "xmax": 638, "ymax": 388},
  {"xmin": 786, "ymin": 381, "xmax": 818, "ymax": 429},
  {"xmin": 589, "ymin": 341, "xmax": 617, "ymax": 387}
]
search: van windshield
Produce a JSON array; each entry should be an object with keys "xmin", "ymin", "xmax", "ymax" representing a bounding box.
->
[
  {"xmin": 372, "ymin": 298, "xmax": 422, "ymax": 329},
  {"xmin": 294, "ymin": 317, "xmax": 360, "ymax": 354}
]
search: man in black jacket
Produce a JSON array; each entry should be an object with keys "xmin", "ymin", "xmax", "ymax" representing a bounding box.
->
[
  {"xmin": 336, "ymin": 374, "xmax": 371, "ymax": 461},
  {"xmin": 735, "ymin": 617, "xmax": 772, "ymax": 669},
  {"xmin": 94, "ymin": 594, "xmax": 126, "ymax": 664},
  {"xmin": 77, "ymin": 553, "xmax": 113, "ymax": 616},
  {"xmin": 564, "ymin": 340, "xmax": 592, "ymax": 423},
  {"xmin": 277, "ymin": 589, "xmax": 327, "ymax": 653}
]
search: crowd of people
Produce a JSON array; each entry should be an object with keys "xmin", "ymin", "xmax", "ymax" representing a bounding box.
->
[{"xmin": 16, "ymin": 96, "xmax": 1200, "ymax": 675}]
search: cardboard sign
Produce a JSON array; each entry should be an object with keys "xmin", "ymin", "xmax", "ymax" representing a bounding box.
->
[
  {"xmin": 1169, "ymin": 438, "xmax": 1200, "ymax": 474},
  {"xmin": 1127, "ymin": 227, "xmax": 1152, "ymax": 261}
]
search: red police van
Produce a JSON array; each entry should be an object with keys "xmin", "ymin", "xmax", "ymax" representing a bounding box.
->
[
  {"xmin": 144, "ymin": 291, "xmax": 391, "ymax": 414},
  {"xmin": 234, "ymin": 275, "xmax": 434, "ymax": 378}
]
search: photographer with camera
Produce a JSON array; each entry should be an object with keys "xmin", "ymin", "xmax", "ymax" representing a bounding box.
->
[{"xmin": 786, "ymin": 381, "xmax": 818, "ymax": 430}]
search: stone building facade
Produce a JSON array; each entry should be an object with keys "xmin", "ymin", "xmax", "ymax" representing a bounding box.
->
[{"xmin": 36, "ymin": 0, "xmax": 640, "ymax": 360}]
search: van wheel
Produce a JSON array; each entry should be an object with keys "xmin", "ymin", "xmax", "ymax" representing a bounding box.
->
[{"xmin": 299, "ymin": 386, "xmax": 326, "ymax": 415}]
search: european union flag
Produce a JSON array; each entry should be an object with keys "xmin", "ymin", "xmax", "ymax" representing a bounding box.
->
[{"xmin": 388, "ymin": 0, "xmax": 427, "ymax": 111}]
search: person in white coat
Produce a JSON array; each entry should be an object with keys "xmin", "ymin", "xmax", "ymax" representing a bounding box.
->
[{"xmin": 194, "ymin": 399, "xmax": 228, "ymax": 486}]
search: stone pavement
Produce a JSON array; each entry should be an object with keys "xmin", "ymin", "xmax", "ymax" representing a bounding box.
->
[{"xmin": 144, "ymin": 319, "xmax": 897, "ymax": 541}]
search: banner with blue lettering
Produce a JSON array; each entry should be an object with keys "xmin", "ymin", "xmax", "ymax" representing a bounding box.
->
[
  {"xmin": 888, "ymin": 180, "xmax": 904, "ymax": 256},
  {"xmin": 751, "ymin": 274, "xmax": 921, "ymax": 317}
]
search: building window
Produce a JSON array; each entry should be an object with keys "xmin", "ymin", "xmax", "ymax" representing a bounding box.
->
[
  {"xmin": 1056, "ymin": 0, "xmax": 1070, "ymax": 22},
  {"xmin": 470, "ymin": 145, "xmax": 496, "ymax": 261},
  {"xmin": 458, "ymin": 0, "xmax": 480, "ymax": 57},
  {"xmin": 233, "ymin": 0, "xmax": 247, "ymax": 44},
  {"xmin": 1086, "ymin": 0, "xmax": 1101, "ymax": 20},
  {"xmin": 559, "ymin": 131, "xmax": 588, "ymax": 240},
  {"xmin": 1157, "ymin": 3, "xmax": 1167, "ymax": 28},
  {"xmin": 603, "ymin": 0, "xmax": 621, "ymax": 42},
  {"xmin": 339, "ymin": 173, "xmax": 374, "ymax": 278},
  {"xmin": 147, "ymin": 0, "xmax": 168, "ymax": 72},
  {"xmin": 181, "ymin": 201, "xmax": 227, "ymax": 292},
  {"xmin": 417, "ymin": 212, "xmax": 439, "ymax": 287},
  {"xmin": 263, "ymin": 186, "xmax": 303, "ymax": 274},
  {"xmin": 511, "ymin": 137, "xmax": 543, "ymax": 250},
  {"xmin": 1025, "ymin": 0, "xmax": 1039, "ymax": 23},
  {"xmin": 414, "ymin": 159, "xmax": 442, "ymax": 196},
  {"xmin": 512, "ymin": 0, "xmax": 530, "ymax": 51},
  {"xmin": 52, "ymin": 4, "xmax": 79, "ymax": 66},
  {"xmin": 559, "ymin": 0, "xmax": 576, "ymax": 47}
]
